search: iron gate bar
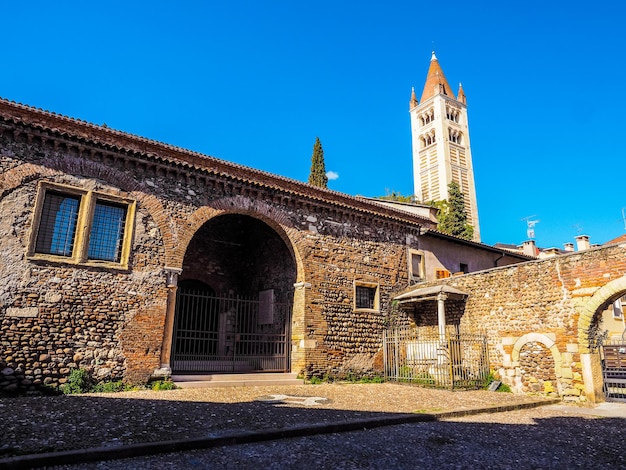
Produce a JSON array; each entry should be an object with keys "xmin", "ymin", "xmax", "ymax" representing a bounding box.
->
[
  {"xmin": 172, "ymin": 291, "xmax": 291, "ymax": 374},
  {"xmin": 600, "ymin": 339, "xmax": 626, "ymax": 402}
]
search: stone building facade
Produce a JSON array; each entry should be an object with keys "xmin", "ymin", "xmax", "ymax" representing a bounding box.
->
[{"xmin": 0, "ymin": 98, "xmax": 530, "ymax": 393}]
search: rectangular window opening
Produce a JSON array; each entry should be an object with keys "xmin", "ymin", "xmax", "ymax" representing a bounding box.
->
[
  {"xmin": 35, "ymin": 191, "xmax": 81, "ymax": 257},
  {"xmin": 355, "ymin": 284, "xmax": 378, "ymax": 310},
  {"xmin": 409, "ymin": 250, "xmax": 424, "ymax": 281},
  {"xmin": 88, "ymin": 201, "xmax": 127, "ymax": 262},
  {"xmin": 30, "ymin": 183, "xmax": 134, "ymax": 268}
]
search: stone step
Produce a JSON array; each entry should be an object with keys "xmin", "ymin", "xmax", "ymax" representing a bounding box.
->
[{"xmin": 172, "ymin": 373, "xmax": 304, "ymax": 388}]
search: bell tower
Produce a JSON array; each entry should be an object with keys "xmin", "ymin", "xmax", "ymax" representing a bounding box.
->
[{"xmin": 409, "ymin": 52, "xmax": 481, "ymax": 241}]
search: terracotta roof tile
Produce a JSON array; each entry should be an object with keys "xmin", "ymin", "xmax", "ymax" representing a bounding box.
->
[
  {"xmin": 420, "ymin": 52, "xmax": 455, "ymax": 103},
  {"xmin": 0, "ymin": 97, "xmax": 434, "ymax": 228}
]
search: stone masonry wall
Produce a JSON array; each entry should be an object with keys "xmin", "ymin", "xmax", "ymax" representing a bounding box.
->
[
  {"xmin": 407, "ymin": 243, "xmax": 626, "ymax": 401},
  {"xmin": 299, "ymin": 222, "xmax": 416, "ymax": 379},
  {"xmin": 0, "ymin": 110, "xmax": 428, "ymax": 392}
]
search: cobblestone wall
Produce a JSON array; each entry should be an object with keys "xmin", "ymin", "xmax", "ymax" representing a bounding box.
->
[
  {"xmin": 403, "ymin": 244, "xmax": 626, "ymax": 401},
  {"xmin": 0, "ymin": 107, "xmax": 430, "ymax": 392}
]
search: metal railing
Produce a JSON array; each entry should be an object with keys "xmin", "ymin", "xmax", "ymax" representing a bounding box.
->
[{"xmin": 383, "ymin": 327, "xmax": 490, "ymax": 390}]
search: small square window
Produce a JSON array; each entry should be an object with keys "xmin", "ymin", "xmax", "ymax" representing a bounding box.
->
[
  {"xmin": 29, "ymin": 182, "xmax": 135, "ymax": 268},
  {"xmin": 354, "ymin": 282, "xmax": 379, "ymax": 311}
]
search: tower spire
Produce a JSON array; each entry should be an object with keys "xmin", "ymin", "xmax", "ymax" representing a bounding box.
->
[
  {"xmin": 420, "ymin": 50, "xmax": 455, "ymax": 103},
  {"xmin": 457, "ymin": 82, "xmax": 467, "ymax": 105},
  {"xmin": 409, "ymin": 86, "xmax": 418, "ymax": 109}
]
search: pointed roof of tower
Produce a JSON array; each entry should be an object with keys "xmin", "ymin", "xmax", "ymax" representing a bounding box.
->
[
  {"xmin": 420, "ymin": 51, "xmax": 455, "ymax": 103},
  {"xmin": 457, "ymin": 82, "xmax": 467, "ymax": 104},
  {"xmin": 409, "ymin": 86, "xmax": 418, "ymax": 109}
]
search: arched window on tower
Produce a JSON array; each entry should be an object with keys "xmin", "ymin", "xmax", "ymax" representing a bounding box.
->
[
  {"xmin": 448, "ymin": 129, "xmax": 463, "ymax": 144},
  {"xmin": 446, "ymin": 107, "xmax": 460, "ymax": 123}
]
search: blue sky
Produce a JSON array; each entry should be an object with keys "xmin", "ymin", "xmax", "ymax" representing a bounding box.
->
[{"xmin": 3, "ymin": 1, "xmax": 625, "ymax": 248}]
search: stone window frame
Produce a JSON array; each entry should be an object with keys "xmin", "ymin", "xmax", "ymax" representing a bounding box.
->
[
  {"xmin": 408, "ymin": 249, "xmax": 425, "ymax": 281},
  {"xmin": 353, "ymin": 280, "xmax": 380, "ymax": 313},
  {"xmin": 27, "ymin": 181, "xmax": 136, "ymax": 270}
]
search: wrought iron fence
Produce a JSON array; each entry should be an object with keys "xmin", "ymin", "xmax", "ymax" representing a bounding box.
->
[
  {"xmin": 601, "ymin": 339, "xmax": 626, "ymax": 402},
  {"xmin": 383, "ymin": 327, "xmax": 490, "ymax": 390}
]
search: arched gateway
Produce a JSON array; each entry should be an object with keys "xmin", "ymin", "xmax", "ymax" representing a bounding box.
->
[{"xmin": 171, "ymin": 213, "xmax": 297, "ymax": 374}]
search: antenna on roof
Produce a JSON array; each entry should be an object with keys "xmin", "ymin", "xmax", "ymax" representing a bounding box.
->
[
  {"xmin": 622, "ymin": 207, "xmax": 626, "ymax": 231},
  {"xmin": 521, "ymin": 215, "xmax": 540, "ymax": 239}
]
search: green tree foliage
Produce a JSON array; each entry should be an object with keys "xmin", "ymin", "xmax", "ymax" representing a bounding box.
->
[
  {"xmin": 308, "ymin": 137, "xmax": 328, "ymax": 188},
  {"xmin": 377, "ymin": 190, "xmax": 415, "ymax": 203},
  {"xmin": 436, "ymin": 181, "xmax": 474, "ymax": 240}
]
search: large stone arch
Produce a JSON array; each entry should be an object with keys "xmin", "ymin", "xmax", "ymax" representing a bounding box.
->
[
  {"xmin": 159, "ymin": 196, "xmax": 308, "ymax": 375},
  {"xmin": 577, "ymin": 275, "xmax": 626, "ymax": 353},
  {"xmin": 577, "ymin": 275, "xmax": 626, "ymax": 402},
  {"xmin": 173, "ymin": 196, "xmax": 306, "ymax": 285}
]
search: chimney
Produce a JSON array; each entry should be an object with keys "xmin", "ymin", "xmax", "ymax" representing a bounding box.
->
[
  {"xmin": 563, "ymin": 242, "xmax": 575, "ymax": 252},
  {"xmin": 575, "ymin": 235, "xmax": 590, "ymax": 251},
  {"xmin": 522, "ymin": 240, "xmax": 537, "ymax": 257}
]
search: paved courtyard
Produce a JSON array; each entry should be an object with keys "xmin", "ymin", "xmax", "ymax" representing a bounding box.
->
[{"xmin": 1, "ymin": 383, "xmax": 624, "ymax": 468}]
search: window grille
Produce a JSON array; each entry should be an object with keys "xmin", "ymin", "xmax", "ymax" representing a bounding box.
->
[
  {"xmin": 35, "ymin": 192, "xmax": 80, "ymax": 257},
  {"xmin": 355, "ymin": 285, "xmax": 376, "ymax": 310},
  {"xmin": 88, "ymin": 202, "xmax": 127, "ymax": 262}
]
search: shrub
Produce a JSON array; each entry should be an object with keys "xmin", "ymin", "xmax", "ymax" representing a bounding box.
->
[
  {"xmin": 150, "ymin": 379, "xmax": 176, "ymax": 391},
  {"xmin": 483, "ymin": 371, "xmax": 511, "ymax": 393},
  {"xmin": 92, "ymin": 380, "xmax": 131, "ymax": 393},
  {"xmin": 61, "ymin": 369, "xmax": 92, "ymax": 395},
  {"xmin": 308, "ymin": 375, "xmax": 324, "ymax": 384}
]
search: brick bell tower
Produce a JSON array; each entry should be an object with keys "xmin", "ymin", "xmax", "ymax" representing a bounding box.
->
[{"xmin": 409, "ymin": 51, "xmax": 481, "ymax": 242}]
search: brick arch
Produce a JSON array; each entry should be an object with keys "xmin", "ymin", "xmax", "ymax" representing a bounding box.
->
[
  {"xmin": 0, "ymin": 163, "xmax": 60, "ymax": 197},
  {"xmin": 577, "ymin": 276, "xmax": 626, "ymax": 353},
  {"xmin": 0, "ymin": 160, "xmax": 173, "ymax": 267},
  {"xmin": 173, "ymin": 197, "xmax": 305, "ymax": 284},
  {"xmin": 511, "ymin": 333, "xmax": 563, "ymax": 394}
]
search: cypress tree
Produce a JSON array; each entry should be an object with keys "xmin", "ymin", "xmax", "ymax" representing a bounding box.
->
[
  {"xmin": 437, "ymin": 181, "xmax": 474, "ymax": 240},
  {"xmin": 308, "ymin": 137, "xmax": 328, "ymax": 188}
]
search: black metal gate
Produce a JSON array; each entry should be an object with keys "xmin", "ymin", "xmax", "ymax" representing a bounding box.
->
[
  {"xmin": 601, "ymin": 339, "xmax": 626, "ymax": 402},
  {"xmin": 171, "ymin": 288, "xmax": 291, "ymax": 374}
]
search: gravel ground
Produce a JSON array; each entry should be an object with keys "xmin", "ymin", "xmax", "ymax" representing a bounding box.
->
[
  {"xmin": 51, "ymin": 405, "xmax": 626, "ymax": 469},
  {"xmin": 1, "ymin": 383, "xmax": 550, "ymax": 457},
  {"xmin": 2, "ymin": 383, "xmax": 623, "ymax": 469}
]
